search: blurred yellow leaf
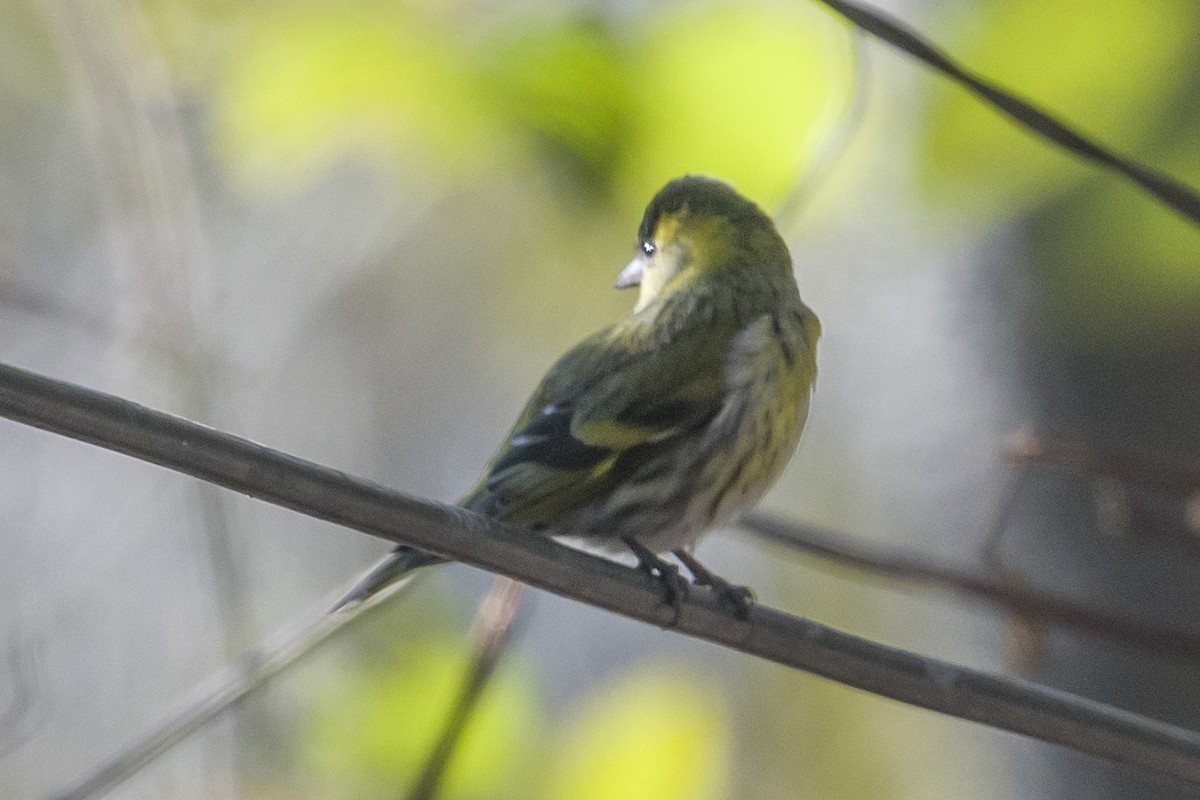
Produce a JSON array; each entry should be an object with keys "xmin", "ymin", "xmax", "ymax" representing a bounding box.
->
[
  {"xmin": 544, "ymin": 663, "xmax": 729, "ymax": 800},
  {"xmin": 620, "ymin": 2, "xmax": 853, "ymax": 213},
  {"xmin": 919, "ymin": 0, "xmax": 1196, "ymax": 220},
  {"xmin": 213, "ymin": 9, "xmax": 500, "ymax": 192},
  {"xmin": 306, "ymin": 637, "xmax": 541, "ymax": 800}
]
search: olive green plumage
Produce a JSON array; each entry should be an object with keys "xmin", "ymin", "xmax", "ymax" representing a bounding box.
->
[{"xmin": 335, "ymin": 175, "xmax": 819, "ymax": 610}]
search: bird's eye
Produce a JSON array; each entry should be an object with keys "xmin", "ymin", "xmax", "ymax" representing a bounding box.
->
[{"xmin": 641, "ymin": 240, "xmax": 656, "ymax": 256}]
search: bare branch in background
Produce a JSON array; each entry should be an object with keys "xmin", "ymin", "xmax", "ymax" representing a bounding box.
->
[
  {"xmin": 979, "ymin": 470, "xmax": 1030, "ymax": 566},
  {"xmin": 1006, "ymin": 428, "xmax": 1200, "ymax": 498},
  {"xmin": 3, "ymin": 362, "xmax": 1200, "ymax": 789},
  {"xmin": 739, "ymin": 513, "xmax": 1200, "ymax": 664},
  {"xmin": 1006, "ymin": 428, "xmax": 1200, "ymax": 551}
]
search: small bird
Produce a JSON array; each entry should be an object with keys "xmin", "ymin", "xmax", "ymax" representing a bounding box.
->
[{"xmin": 336, "ymin": 175, "xmax": 820, "ymax": 617}]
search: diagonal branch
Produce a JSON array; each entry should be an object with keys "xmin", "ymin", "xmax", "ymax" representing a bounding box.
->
[
  {"xmin": 2, "ymin": 360, "xmax": 1200, "ymax": 788},
  {"xmin": 812, "ymin": 0, "xmax": 1200, "ymax": 226},
  {"xmin": 407, "ymin": 578, "xmax": 526, "ymax": 800}
]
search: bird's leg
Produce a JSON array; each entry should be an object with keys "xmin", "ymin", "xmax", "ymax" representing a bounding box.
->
[
  {"xmin": 622, "ymin": 536, "xmax": 689, "ymax": 614},
  {"xmin": 673, "ymin": 549, "xmax": 755, "ymax": 619}
]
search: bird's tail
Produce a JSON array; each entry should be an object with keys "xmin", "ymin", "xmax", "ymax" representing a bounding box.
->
[
  {"xmin": 330, "ymin": 545, "xmax": 447, "ymax": 613},
  {"xmin": 332, "ymin": 487, "xmax": 492, "ymax": 613}
]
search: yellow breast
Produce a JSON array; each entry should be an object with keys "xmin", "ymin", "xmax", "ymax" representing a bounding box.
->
[{"xmin": 695, "ymin": 305, "xmax": 819, "ymax": 531}]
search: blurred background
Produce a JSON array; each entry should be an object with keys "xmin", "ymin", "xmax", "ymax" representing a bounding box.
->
[{"xmin": 1, "ymin": 0, "xmax": 1198, "ymax": 798}]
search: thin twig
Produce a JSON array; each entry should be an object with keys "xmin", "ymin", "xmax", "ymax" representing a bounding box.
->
[
  {"xmin": 740, "ymin": 513, "xmax": 1200, "ymax": 664},
  {"xmin": 979, "ymin": 469, "xmax": 1029, "ymax": 567},
  {"xmin": 50, "ymin": 572, "xmax": 427, "ymax": 800},
  {"xmin": 3, "ymin": 361, "xmax": 1200, "ymax": 788},
  {"xmin": 0, "ymin": 628, "xmax": 47, "ymax": 758},
  {"xmin": 1007, "ymin": 429, "xmax": 1200, "ymax": 554},
  {"xmin": 44, "ymin": 0, "xmax": 256, "ymax": 664},
  {"xmin": 407, "ymin": 578, "xmax": 526, "ymax": 800},
  {"xmin": 775, "ymin": 28, "xmax": 871, "ymax": 227},
  {"xmin": 811, "ymin": 0, "xmax": 1200, "ymax": 225}
]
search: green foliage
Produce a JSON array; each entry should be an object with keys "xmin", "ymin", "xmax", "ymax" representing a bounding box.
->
[
  {"xmin": 1033, "ymin": 145, "xmax": 1200, "ymax": 345},
  {"xmin": 482, "ymin": 20, "xmax": 631, "ymax": 192},
  {"xmin": 305, "ymin": 637, "xmax": 542, "ymax": 800},
  {"xmin": 304, "ymin": 646, "xmax": 730, "ymax": 800},
  {"xmin": 197, "ymin": 1, "xmax": 851, "ymax": 208},
  {"xmin": 213, "ymin": 7, "xmax": 501, "ymax": 192},
  {"xmin": 918, "ymin": 0, "xmax": 1200, "ymax": 345},
  {"xmin": 918, "ymin": 0, "xmax": 1195, "ymax": 219}
]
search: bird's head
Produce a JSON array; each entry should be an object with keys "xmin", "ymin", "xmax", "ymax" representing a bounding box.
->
[{"xmin": 615, "ymin": 175, "xmax": 792, "ymax": 312}]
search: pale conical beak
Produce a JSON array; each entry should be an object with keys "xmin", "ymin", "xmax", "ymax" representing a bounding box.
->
[{"xmin": 614, "ymin": 256, "xmax": 644, "ymax": 289}]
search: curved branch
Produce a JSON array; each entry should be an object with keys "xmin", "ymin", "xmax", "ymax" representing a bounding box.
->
[{"xmin": 2, "ymin": 361, "xmax": 1200, "ymax": 788}]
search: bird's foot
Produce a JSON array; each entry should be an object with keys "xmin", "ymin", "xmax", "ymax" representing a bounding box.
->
[
  {"xmin": 673, "ymin": 549, "xmax": 755, "ymax": 620},
  {"xmin": 622, "ymin": 536, "xmax": 689, "ymax": 617}
]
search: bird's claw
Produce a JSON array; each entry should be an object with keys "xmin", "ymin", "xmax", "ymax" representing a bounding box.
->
[
  {"xmin": 710, "ymin": 580, "xmax": 755, "ymax": 620},
  {"xmin": 652, "ymin": 561, "xmax": 691, "ymax": 612},
  {"xmin": 623, "ymin": 537, "xmax": 690, "ymax": 619},
  {"xmin": 673, "ymin": 548, "xmax": 756, "ymax": 620},
  {"xmin": 641, "ymin": 552, "xmax": 691, "ymax": 613}
]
